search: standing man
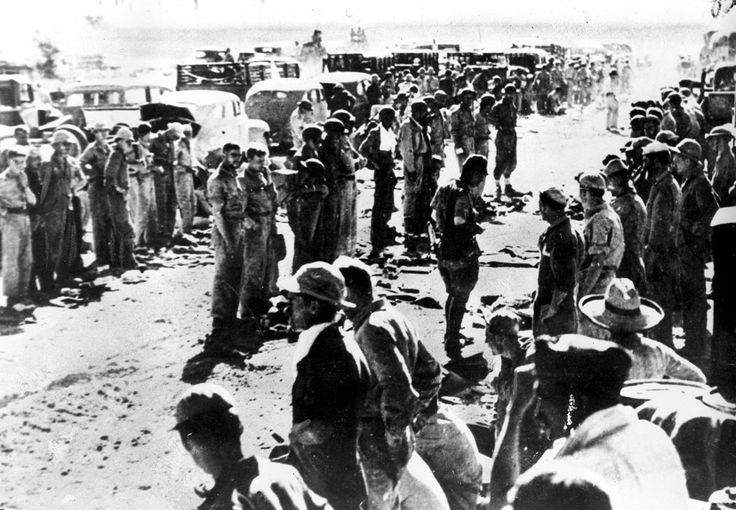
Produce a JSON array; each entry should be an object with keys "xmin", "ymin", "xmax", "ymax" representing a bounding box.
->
[
  {"xmin": 129, "ymin": 123, "xmax": 158, "ymax": 248},
  {"xmin": 449, "ymin": 88, "xmax": 476, "ymax": 173},
  {"xmin": 283, "ymin": 262, "xmax": 370, "ymax": 510},
  {"xmin": 425, "ymin": 93, "xmax": 448, "ymax": 162},
  {"xmin": 534, "ymin": 187, "xmax": 581, "ymax": 337},
  {"xmin": 424, "ymin": 67, "xmax": 440, "ymax": 95},
  {"xmin": 103, "ymin": 127, "xmax": 138, "ymax": 274},
  {"xmin": 317, "ymin": 118, "xmax": 345, "ymax": 261},
  {"xmin": 472, "ymin": 93, "xmax": 496, "ymax": 209},
  {"xmin": 207, "ymin": 143, "xmax": 246, "ymax": 346},
  {"xmin": 239, "ymin": 145, "xmax": 279, "ymax": 325},
  {"xmin": 490, "ymin": 84, "xmax": 523, "ymax": 200},
  {"xmin": 79, "ymin": 123, "xmax": 112, "ymax": 266},
  {"xmin": 642, "ymin": 142, "xmax": 681, "ymax": 347},
  {"xmin": 360, "ymin": 106, "xmax": 399, "ymax": 256},
  {"xmin": 576, "ymin": 171, "xmax": 624, "ymax": 319},
  {"xmin": 172, "ymin": 123, "xmax": 196, "ymax": 235},
  {"xmin": 290, "ymin": 100, "xmax": 314, "ymax": 151},
  {"xmin": 604, "ymin": 159, "xmax": 648, "ymax": 292},
  {"xmin": 708, "ymin": 125, "xmax": 736, "ymax": 206},
  {"xmin": 0, "ymin": 148, "xmax": 35, "ymax": 307},
  {"xmin": 149, "ymin": 125, "xmax": 179, "ymax": 248},
  {"xmin": 672, "ymin": 139, "xmax": 719, "ymax": 362},
  {"xmin": 431, "ymin": 155, "xmax": 487, "ymax": 359},
  {"xmin": 399, "ymin": 100, "xmax": 431, "ymax": 254}
]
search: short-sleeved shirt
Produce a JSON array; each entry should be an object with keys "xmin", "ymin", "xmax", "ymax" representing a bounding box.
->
[
  {"xmin": 581, "ymin": 202, "xmax": 624, "ymax": 269},
  {"xmin": 207, "ymin": 164, "xmax": 246, "ymax": 220},
  {"xmin": 431, "ymin": 179, "xmax": 479, "ymax": 260},
  {"xmin": 0, "ymin": 169, "xmax": 28, "ymax": 210}
]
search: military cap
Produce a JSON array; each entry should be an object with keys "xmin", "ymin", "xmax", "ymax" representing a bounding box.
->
[
  {"xmin": 643, "ymin": 113, "xmax": 661, "ymax": 125},
  {"xmin": 504, "ymin": 83, "xmax": 517, "ymax": 94},
  {"xmin": 641, "ymin": 140, "xmax": 670, "ymax": 155},
  {"xmin": 5, "ymin": 146, "xmax": 28, "ymax": 159},
  {"xmin": 433, "ymin": 90, "xmax": 448, "ymax": 101},
  {"xmin": 281, "ymin": 261, "xmax": 354, "ymax": 309},
  {"xmin": 578, "ymin": 171, "xmax": 606, "ymax": 192},
  {"xmin": 664, "ymin": 91, "xmax": 682, "ymax": 106},
  {"xmin": 395, "ymin": 92, "xmax": 408, "ymax": 101},
  {"xmin": 629, "ymin": 107, "xmax": 647, "ymax": 119},
  {"xmin": 421, "ymin": 95, "xmax": 437, "ymax": 106},
  {"xmin": 462, "ymin": 154, "xmax": 488, "ymax": 175},
  {"xmin": 173, "ymin": 383, "xmax": 237, "ymax": 430},
  {"xmin": 331, "ymin": 109, "xmax": 355, "ymax": 126},
  {"xmin": 646, "ymin": 107, "xmax": 663, "ymax": 122},
  {"xmin": 410, "ymin": 99, "xmax": 429, "ymax": 112},
  {"xmin": 629, "ymin": 115, "xmax": 645, "ymax": 127},
  {"xmin": 303, "ymin": 157, "xmax": 326, "ymax": 177},
  {"xmin": 706, "ymin": 124, "xmax": 736, "ymax": 140},
  {"xmin": 301, "ymin": 125, "xmax": 323, "ymax": 142},
  {"xmin": 51, "ymin": 130, "xmax": 72, "ymax": 145},
  {"xmin": 479, "ymin": 93, "xmax": 496, "ymax": 109},
  {"xmin": 603, "ymin": 159, "xmax": 629, "ymax": 179},
  {"xmin": 601, "ymin": 154, "xmax": 622, "ymax": 166},
  {"xmin": 245, "ymin": 143, "xmax": 268, "ymax": 158},
  {"xmin": 114, "ymin": 126, "xmax": 135, "ymax": 142},
  {"xmin": 323, "ymin": 118, "xmax": 345, "ymax": 134},
  {"xmin": 378, "ymin": 106, "xmax": 396, "ymax": 121},
  {"xmin": 459, "ymin": 87, "xmax": 477, "ymax": 97},
  {"xmin": 534, "ymin": 334, "xmax": 632, "ymax": 385},
  {"xmin": 670, "ymin": 138, "xmax": 702, "ymax": 163},
  {"xmin": 298, "ymin": 100, "xmax": 313, "ymax": 111},
  {"xmin": 539, "ymin": 187, "xmax": 567, "ymax": 210},
  {"xmin": 659, "ymin": 88, "xmax": 675, "ymax": 102},
  {"xmin": 655, "ymin": 130, "xmax": 679, "ymax": 146}
]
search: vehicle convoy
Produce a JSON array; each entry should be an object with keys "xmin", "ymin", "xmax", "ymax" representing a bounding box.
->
[
  {"xmin": 245, "ymin": 78, "xmax": 327, "ymax": 151},
  {"xmin": 322, "ymin": 52, "xmax": 395, "ymax": 75},
  {"xmin": 140, "ymin": 90, "xmax": 269, "ymax": 163},
  {"xmin": 176, "ymin": 58, "xmax": 300, "ymax": 100},
  {"xmin": 58, "ymin": 81, "xmax": 172, "ymax": 128}
]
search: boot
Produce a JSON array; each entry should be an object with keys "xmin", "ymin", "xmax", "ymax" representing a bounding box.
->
[
  {"xmin": 495, "ymin": 184, "xmax": 503, "ymax": 202},
  {"xmin": 505, "ymin": 184, "xmax": 525, "ymax": 198}
]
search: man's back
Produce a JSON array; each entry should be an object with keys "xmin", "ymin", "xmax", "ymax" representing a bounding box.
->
[{"xmin": 546, "ymin": 405, "xmax": 689, "ymax": 510}]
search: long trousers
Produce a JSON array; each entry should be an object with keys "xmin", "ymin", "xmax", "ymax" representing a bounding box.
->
[{"xmin": 1, "ymin": 213, "xmax": 31, "ymax": 301}]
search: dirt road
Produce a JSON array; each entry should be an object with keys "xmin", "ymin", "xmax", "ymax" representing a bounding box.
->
[{"xmin": 0, "ymin": 101, "xmax": 629, "ymax": 509}]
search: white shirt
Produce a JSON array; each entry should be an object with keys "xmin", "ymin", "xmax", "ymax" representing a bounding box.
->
[
  {"xmin": 379, "ymin": 125, "xmax": 397, "ymax": 152},
  {"xmin": 291, "ymin": 321, "xmax": 333, "ymax": 382}
]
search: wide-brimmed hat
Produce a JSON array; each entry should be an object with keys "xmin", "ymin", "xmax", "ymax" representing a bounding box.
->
[
  {"xmin": 281, "ymin": 261, "xmax": 355, "ymax": 309},
  {"xmin": 579, "ymin": 278, "xmax": 664, "ymax": 333},
  {"xmin": 670, "ymin": 138, "xmax": 702, "ymax": 164},
  {"xmin": 706, "ymin": 124, "xmax": 736, "ymax": 140}
]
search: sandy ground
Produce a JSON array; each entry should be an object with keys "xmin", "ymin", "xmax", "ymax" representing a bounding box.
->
[{"xmin": 0, "ymin": 92, "xmax": 669, "ymax": 509}]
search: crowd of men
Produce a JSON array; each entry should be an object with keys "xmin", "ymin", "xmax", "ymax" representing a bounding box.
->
[{"xmin": 2, "ymin": 45, "xmax": 736, "ymax": 509}]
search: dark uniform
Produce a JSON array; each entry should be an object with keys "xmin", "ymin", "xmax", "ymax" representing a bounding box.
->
[
  {"xmin": 431, "ymin": 178, "xmax": 481, "ymax": 355},
  {"xmin": 238, "ymin": 164, "xmax": 279, "ymax": 320},
  {"xmin": 644, "ymin": 170, "xmax": 681, "ymax": 347},
  {"xmin": 489, "ymin": 99, "xmax": 518, "ymax": 183},
  {"xmin": 149, "ymin": 135, "xmax": 178, "ymax": 247},
  {"xmin": 533, "ymin": 216, "xmax": 581, "ymax": 336},
  {"xmin": 207, "ymin": 161, "xmax": 246, "ymax": 326},
  {"xmin": 611, "ymin": 184, "xmax": 648, "ymax": 291},
  {"xmin": 103, "ymin": 149, "xmax": 137, "ymax": 271},
  {"xmin": 288, "ymin": 146, "xmax": 327, "ymax": 272},
  {"xmin": 677, "ymin": 172, "xmax": 719, "ymax": 359},
  {"xmin": 359, "ymin": 125, "xmax": 397, "ymax": 252},
  {"xmin": 79, "ymin": 141, "xmax": 112, "ymax": 265},
  {"xmin": 449, "ymin": 102, "xmax": 474, "ymax": 169}
]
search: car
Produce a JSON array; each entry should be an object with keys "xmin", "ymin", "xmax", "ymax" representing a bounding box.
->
[
  {"xmin": 245, "ymin": 78, "xmax": 327, "ymax": 151},
  {"xmin": 0, "ymin": 74, "xmax": 62, "ymax": 132},
  {"xmin": 701, "ymin": 62, "xmax": 736, "ymax": 127},
  {"xmin": 505, "ymin": 48, "xmax": 551, "ymax": 73},
  {"xmin": 59, "ymin": 81, "xmax": 172, "ymax": 128},
  {"xmin": 140, "ymin": 90, "xmax": 269, "ymax": 162}
]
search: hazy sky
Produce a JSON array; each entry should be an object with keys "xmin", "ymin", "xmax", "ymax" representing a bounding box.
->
[{"xmin": 3, "ymin": 0, "xmax": 726, "ymax": 30}]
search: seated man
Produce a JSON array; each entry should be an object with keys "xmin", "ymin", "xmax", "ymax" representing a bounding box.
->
[
  {"xmin": 173, "ymin": 383, "xmax": 330, "ymax": 510},
  {"xmin": 490, "ymin": 335, "xmax": 690, "ymax": 510},
  {"xmin": 578, "ymin": 278, "xmax": 705, "ymax": 382}
]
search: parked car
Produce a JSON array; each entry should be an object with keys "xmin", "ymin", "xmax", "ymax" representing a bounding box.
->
[
  {"xmin": 0, "ymin": 74, "xmax": 61, "ymax": 132},
  {"xmin": 59, "ymin": 81, "xmax": 172, "ymax": 128},
  {"xmin": 140, "ymin": 90, "xmax": 269, "ymax": 162},
  {"xmin": 505, "ymin": 48, "xmax": 551, "ymax": 73},
  {"xmin": 245, "ymin": 78, "xmax": 327, "ymax": 151}
]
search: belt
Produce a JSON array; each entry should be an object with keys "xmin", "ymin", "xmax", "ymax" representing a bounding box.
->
[{"xmin": 5, "ymin": 207, "xmax": 27, "ymax": 214}]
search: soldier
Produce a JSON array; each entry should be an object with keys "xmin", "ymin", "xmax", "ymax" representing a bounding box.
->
[
  {"xmin": 449, "ymin": 88, "xmax": 476, "ymax": 173},
  {"xmin": 490, "ymin": 84, "xmax": 523, "ymax": 199},
  {"xmin": 604, "ymin": 159, "xmax": 648, "ymax": 292},
  {"xmin": 0, "ymin": 148, "xmax": 35, "ymax": 307},
  {"xmin": 672, "ymin": 139, "xmax": 719, "ymax": 362},
  {"xmin": 79, "ymin": 122, "xmax": 112, "ymax": 266},
  {"xmin": 37, "ymin": 131, "xmax": 86, "ymax": 290},
  {"xmin": 641, "ymin": 141, "xmax": 681, "ymax": 347},
  {"xmin": 149, "ymin": 125, "xmax": 179, "ymax": 248},
  {"xmin": 103, "ymin": 127, "xmax": 138, "ymax": 275},
  {"xmin": 533, "ymin": 187, "xmax": 581, "ymax": 337},
  {"xmin": 708, "ymin": 125, "xmax": 736, "ymax": 206},
  {"xmin": 642, "ymin": 109, "xmax": 661, "ymax": 140},
  {"xmin": 290, "ymin": 100, "xmax": 314, "ymax": 151},
  {"xmin": 424, "ymin": 67, "xmax": 440, "ymax": 95},
  {"xmin": 431, "ymin": 155, "xmax": 488, "ymax": 359},
  {"xmin": 438, "ymin": 69, "xmax": 454, "ymax": 99},
  {"xmin": 282, "ymin": 262, "xmax": 370, "ymax": 510},
  {"xmin": 424, "ymin": 95, "xmax": 448, "ymax": 161},
  {"xmin": 207, "ymin": 143, "xmax": 246, "ymax": 347},
  {"xmin": 399, "ymin": 100, "xmax": 431, "ymax": 255},
  {"xmin": 239, "ymin": 145, "xmax": 279, "ymax": 325},
  {"xmin": 289, "ymin": 127, "xmax": 329, "ymax": 271},
  {"xmin": 172, "ymin": 122, "xmax": 196, "ymax": 235},
  {"xmin": 359, "ymin": 106, "xmax": 399, "ymax": 256},
  {"xmin": 472, "ymin": 93, "xmax": 496, "ymax": 208},
  {"xmin": 129, "ymin": 123, "xmax": 158, "ymax": 248},
  {"xmin": 532, "ymin": 64, "xmax": 552, "ymax": 114},
  {"xmin": 576, "ymin": 172, "xmax": 624, "ymax": 338}
]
